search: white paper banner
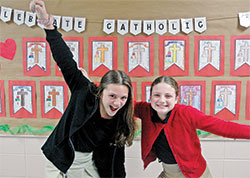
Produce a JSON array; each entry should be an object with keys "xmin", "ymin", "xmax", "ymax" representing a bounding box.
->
[
  {"xmin": 198, "ymin": 40, "xmax": 221, "ymax": 71},
  {"xmin": 26, "ymin": 42, "xmax": 47, "ymax": 71},
  {"xmin": 74, "ymin": 17, "xmax": 86, "ymax": 33},
  {"xmin": 130, "ymin": 20, "xmax": 142, "ymax": 35},
  {"xmin": 92, "ymin": 41, "xmax": 113, "ymax": 70},
  {"xmin": 194, "ymin": 17, "xmax": 207, "ymax": 33},
  {"xmin": 238, "ymin": 11, "xmax": 250, "ymax": 28},
  {"xmin": 143, "ymin": 20, "xmax": 155, "ymax": 35},
  {"xmin": 103, "ymin": 19, "xmax": 115, "ymax": 34},
  {"xmin": 0, "ymin": 5, "xmax": 211, "ymax": 34},
  {"xmin": 37, "ymin": 21, "xmax": 45, "ymax": 29},
  {"xmin": 13, "ymin": 86, "xmax": 33, "ymax": 114},
  {"xmin": 234, "ymin": 39, "xmax": 250, "ymax": 70},
  {"xmin": 61, "ymin": 16, "xmax": 73, "ymax": 32},
  {"xmin": 53, "ymin": 15, "xmax": 61, "ymax": 28},
  {"xmin": 37, "ymin": 14, "xmax": 61, "ymax": 29},
  {"xmin": 117, "ymin": 20, "xmax": 129, "ymax": 35},
  {"xmin": 181, "ymin": 18, "xmax": 193, "ymax": 34},
  {"xmin": 128, "ymin": 41, "xmax": 150, "ymax": 72},
  {"xmin": 44, "ymin": 86, "xmax": 65, "ymax": 114},
  {"xmin": 156, "ymin": 20, "xmax": 167, "ymax": 35},
  {"xmin": 25, "ymin": 11, "xmax": 36, "ymax": 27},
  {"xmin": 168, "ymin": 19, "xmax": 180, "ymax": 35},
  {"xmin": 13, "ymin": 9, "xmax": 25, "ymax": 25},
  {"xmin": 215, "ymin": 85, "xmax": 236, "ymax": 115},
  {"xmin": 1, "ymin": 6, "xmax": 12, "ymax": 22}
]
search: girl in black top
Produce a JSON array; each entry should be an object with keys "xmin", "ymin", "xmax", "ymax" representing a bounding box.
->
[{"xmin": 29, "ymin": 0, "xmax": 135, "ymax": 177}]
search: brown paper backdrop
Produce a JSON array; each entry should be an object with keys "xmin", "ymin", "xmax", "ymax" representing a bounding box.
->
[{"xmin": 0, "ymin": 0, "xmax": 250, "ymax": 135}]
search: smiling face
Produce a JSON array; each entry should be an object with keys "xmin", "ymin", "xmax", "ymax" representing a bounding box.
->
[
  {"xmin": 150, "ymin": 82, "xmax": 178, "ymax": 120},
  {"xmin": 99, "ymin": 83, "xmax": 129, "ymax": 119}
]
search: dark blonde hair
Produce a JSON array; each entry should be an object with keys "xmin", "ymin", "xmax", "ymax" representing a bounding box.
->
[
  {"xmin": 95, "ymin": 70, "xmax": 135, "ymax": 146},
  {"xmin": 150, "ymin": 76, "xmax": 179, "ymax": 97}
]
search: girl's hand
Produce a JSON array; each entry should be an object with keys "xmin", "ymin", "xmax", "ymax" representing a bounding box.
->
[
  {"xmin": 29, "ymin": 0, "xmax": 48, "ymax": 21},
  {"xmin": 29, "ymin": 0, "xmax": 54, "ymax": 29}
]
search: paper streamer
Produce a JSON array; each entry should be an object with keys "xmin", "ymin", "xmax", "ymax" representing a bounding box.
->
[
  {"xmin": 0, "ymin": 124, "xmax": 55, "ymax": 134},
  {"xmin": 0, "ymin": 124, "xmax": 211, "ymax": 136}
]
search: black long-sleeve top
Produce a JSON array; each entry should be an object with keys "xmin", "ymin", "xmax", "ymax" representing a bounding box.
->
[
  {"xmin": 41, "ymin": 27, "xmax": 126, "ymax": 177},
  {"xmin": 152, "ymin": 109, "xmax": 177, "ymax": 164}
]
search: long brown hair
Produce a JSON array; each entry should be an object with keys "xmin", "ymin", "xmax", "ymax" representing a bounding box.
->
[{"xmin": 94, "ymin": 70, "xmax": 135, "ymax": 146}]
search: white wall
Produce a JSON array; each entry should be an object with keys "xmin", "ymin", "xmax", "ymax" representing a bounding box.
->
[{"xmin": 0, "ymin": 135, "xmax": 250, "ymax": 178}]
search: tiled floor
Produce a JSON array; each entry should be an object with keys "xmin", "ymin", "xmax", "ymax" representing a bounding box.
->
[{"xmin": 0, "ymin": 136, "xmax": 250, "ymax": 178}]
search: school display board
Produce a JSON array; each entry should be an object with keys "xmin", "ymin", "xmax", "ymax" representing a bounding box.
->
[{"xmin": 0, "ymin": 0, "xmax": 249, "ymax": 136}]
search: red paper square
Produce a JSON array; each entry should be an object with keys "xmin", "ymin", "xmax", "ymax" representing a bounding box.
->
[
  {"xmin": 40, "ymin": 81, "xmax": 69, "ymax": 119},
  {"xmin": 23, "ymin": 37, "xmax": 51, "ymax": 76},
  {"xmin": 56, "ymin": 37, "xmax": 83, "ymax": 77},
  {"xmin": 159, "ymin": 36, "xmax": 189, "ymax": 76},
  {"xmin": 124, "ymin": 36, "xmax": 154, "ymax": 77},
  {"xmin": 132, "ymin": 81, "xmax": 137, "ymax": 100},
  {"xmin": 0, "ymin": 80, "xmax": 6, "ymax": 117},
  {"xmin": 246, "ymin": 81, "xmax": 250, "ymax": 120},
  {"xmin": 9, "ymin": 80, "xmax": 37, "ymax": 118},
  {"xmin": 141, "ymin": 82, "xmax": 152, "ymax": 102},
  {"xmin": 88, "ymin": 37, "xmax": 118, "ymax": 76},
  {"xmin": 210, "ymin": 81, "xmax": 241, "ymax": 120},
  {"xmin": 230, "ymin": 35, "xmax": 250, "ymax": 76},
  {"xmin": 93, "ymin": 81, "xmax": 100, "ymax": 87},
  {"xmin": 194, "ymin": 35, "xmax": 225, "ymax": 76},
  {"xmin": 177, "ymin": 81, "xmax": 206, "ymax": 113}
]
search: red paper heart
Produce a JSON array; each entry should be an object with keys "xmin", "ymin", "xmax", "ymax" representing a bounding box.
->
[{"xmin": 0, "ymin": 39, "xmax": 16, "ymax": 60}]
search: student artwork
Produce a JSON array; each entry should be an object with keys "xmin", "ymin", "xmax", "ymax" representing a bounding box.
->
[
  {"xmin": 56, "ymin": 37, "xmax": 83, "ymax": 76},
  {"xmin": 230, "ymin": 35, "xmax": 250, "ymax": 76},
  {"xmin": 0, "ymin": 38, "xmax": 16, "ymax": 60},
  {"xmin": 194, "ymin": 35, "xmax": 225, "ymax": 76},
  {"xmin": 159, "ymin": 36, "xmax": 189, "ymax": 76},
  {"xmin": 9, "ymin": 80, "xmax": 37, "ymax": 118},
  {"xmin": 124, "ymin": 36, "xmax": 154, "ymax": 77},
  {"xmin": 88, "ymin": 37, "xmax": 117, "ymax": 76},
  {"xmin": 141, "ymin": 82, "xmax": 152, "ymax": 103},
  {"xmin": 0, "ymin": 80, "xmax": 6, "ymax": 117},
  {"xmin": 246, "ymin": 81, "xmax": 250, "ymax": 120},
  {"xmin": 178, "ymin": 81, "xmax": 206, "ymax": 112},
  {"xmin": 40, "ymin": 81, "xmax": 68, "ymax": 119},
  {"xmin": 210, "ymin": 81, "xmax": 241, "ymax": 120},
  {"xmin": 23, "ymin": 37, "xmax": 51, "ymax": 76}
]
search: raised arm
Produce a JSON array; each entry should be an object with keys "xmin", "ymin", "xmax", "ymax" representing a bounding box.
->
[
  {"xmin": 29, "ymin": 0, "xmax": 90, "ymax": 91},
  {"xmin": 29, "ymin": 0, "xmax": 54, "ymax": 30}
]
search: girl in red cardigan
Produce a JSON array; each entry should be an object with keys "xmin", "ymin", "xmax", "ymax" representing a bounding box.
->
[{"xmin": 134, "ymin": 76, "xmax": 250, "ymax": 178}]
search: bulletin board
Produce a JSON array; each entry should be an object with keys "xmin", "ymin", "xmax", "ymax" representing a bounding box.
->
[{"xmin": 0, "ymin": 0, "xmax": 250, "ymax": 137}]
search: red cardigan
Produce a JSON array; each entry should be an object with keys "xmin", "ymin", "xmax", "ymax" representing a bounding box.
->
[{"xmin": 134, "ymin": 102, "xmax": 250, "ymax": 178}]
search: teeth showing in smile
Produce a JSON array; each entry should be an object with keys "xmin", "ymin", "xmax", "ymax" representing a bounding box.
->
[
  {"xmin": 157, "ymin": 104, "xmax": 166, "ymax": 108},
  {"xmin": 110, "ymin": 106, "xmax": 118, "ymax": 112}
]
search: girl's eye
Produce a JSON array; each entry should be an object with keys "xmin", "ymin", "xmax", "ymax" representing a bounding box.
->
[
  {"xmin": 165, "ymin": 95, "xmax": 173, "ymax": 98},
  {"xmin": 110, "ymin": 94, "xmax": 115, "ymax": 98},
  {"xmin": 121, "ymin": 96, "xmax": 127, "ymax": 100}
]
